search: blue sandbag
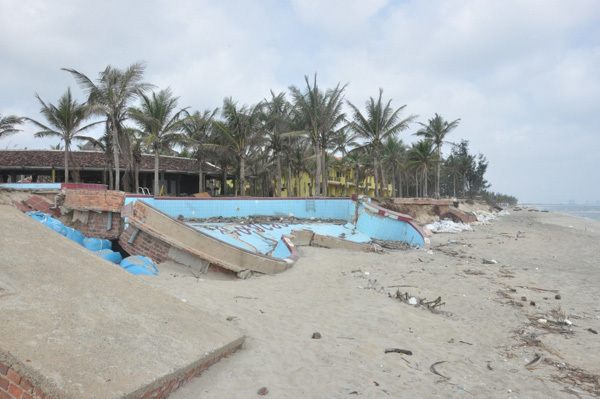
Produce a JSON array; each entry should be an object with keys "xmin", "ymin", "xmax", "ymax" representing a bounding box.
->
[
  {"xmin": 120, "ymin": 255, "xmax": 159, "ymax": 275},
  {"xmin": 65, "ymin": 227, "xmax": 85, "ymax": 246},
  {"xmin": 26, "ymin": 211, "xmax": 47, "ymax": 222},
  {"xmin": 41, "ymin": 217, "xmax": 67, "ymax": 236},
  {"xmin": 83, "ymin": 237, "xmax": 112, "ymax": 251},
  {"xmin": 96, "ymin": 249, "xmax": 123, "ymax": 264}
]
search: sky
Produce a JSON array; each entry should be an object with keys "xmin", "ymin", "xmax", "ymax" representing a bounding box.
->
[{"xmin": 1, "ymin": 0, "xmax": 599, "ymax": 204}]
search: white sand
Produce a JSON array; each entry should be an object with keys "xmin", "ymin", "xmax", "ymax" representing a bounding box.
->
[{"xmin": 137, "ymin": 210, "xmax": 600, "ymax": 399}]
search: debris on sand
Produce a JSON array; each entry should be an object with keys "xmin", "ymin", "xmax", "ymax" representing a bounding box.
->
[
  {"xmin": 371, "ymin": 238, "xmax": 411, "ymax": 250},
  {"xmin": 385, "ymin": 348, "xmax": 412, "ymax": 355},
  {"xmin": 525, "ymin": 353, "xmax": 543, "ymax": 369},
  {"xmin": 390, "ymin": 290, "xmax": 445, "ymax": 312},
  {"xmin": 425, "ymin": 220, "xmax": 473, "ymax": 233}
]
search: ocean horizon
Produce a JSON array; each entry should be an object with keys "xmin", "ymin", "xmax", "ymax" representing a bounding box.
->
[{"xmin": 527, "ymin": 204, "xmax": 600, "ymax": 222}]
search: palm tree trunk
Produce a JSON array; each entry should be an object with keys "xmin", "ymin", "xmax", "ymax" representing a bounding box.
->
[
  {"xmin": 344, "ymin": 168, "xmax": 348, "ymax": 197},
  {"xmin": 239, "ymin": 155, "xmax": 245, "ymax": 197},
  {"xmin": 397, "ymin": 168, "xmax": 403, "ymax": 198},
  {"xmin": 154, "ymin": 151, "xmax": 160, "ymax": 196},
  {"xmin": 108, "ymin": 163, "xmax": 114, "ymax": 190},
  {"xmin": 276, "ymin": 153, "xmax": 282, "ymax": 197},
  {"xmin": 135, "ymin": 164, "xmax": 140, "ymax": 192},
  {"xmin": 452, "ymin": 174, "xmax": 456, "ymax": 198},
  {"xmin": 390, "ymin": 165, "xmax": 396, "ymax": 198},
  {"xmin": 314, "ymin": 140, "xmax": 321, "ymax": 196},
  {"xmin": 415, "ymin": 170, "xmax": 419, "ymax": 197},
  {"xmin": 423, "ymin": 168, "xmax": 428, "ymax": 197},
  {"xmin": 287, "ymin": 162, "xmax": 292, "ymax": 198},
  {"xmin": 436, "ymin": 146, "xmax": 441, "ymax": 199},
  {"xmin": 380, "ymin": 162, "xmax": 387, "ymax": 197},
  {"xmin": 221, "ymin": 164, "xmax": 227, "ymax": 196},
  {"xmin": 374, "ymin": 154, "xmax": 380, "ymax": 197},
  {"xmin": 110, "ymin": 116, "xmax": 120, "ymax": 191},
  {"xmin": 198, "ymin": 163, "xmax": 204, "ymax": 193},
  {"xmin": 321, "ymin": 151, "xmax": 327, "ymax": 197},
  {"xmin": 64, "ymin": 146, "xmax": 69, "ymax": 183}
]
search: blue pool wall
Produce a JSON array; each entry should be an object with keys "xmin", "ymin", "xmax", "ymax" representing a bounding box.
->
[
  {"xmin": 355, "ymin": 205, "xmax": 425, "ymax": 246},
  {"xmin": 125, "ymin": 196, "xmax": 426, "ymax": 248},
  {"xmin": 124, "ymin": 197, "xmax": 355, "ymax": 221},
  {"xmin": 0, "ymin": 183, "xmax": 62, "ymax": 190}
]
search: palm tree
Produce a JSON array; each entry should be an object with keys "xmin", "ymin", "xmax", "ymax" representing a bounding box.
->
[
  {"xmin": 407, "ymin": 139, "xmax": 438, "ymax": 197},
  {"xmin": 63, "ymin": 62, "xmax": 154, "ymax": 192},
  {"xmin": 128, "ymin": 88, "xmax": 187, "ymax": 196},
  {"xmin": 26, "ymin": 88, "xmax": 101, "ymax": 183},
  {"xmin": 261, "ymin": 91, "xmax": 293, "ymax": 197},
  {"xmin": 289, "ymin": 74, "xmax": 347, "ymax": 196},
  {"xmin": 128, "ymin": 128, "xmax": 145, "ymax": 192},
  {"xmin": 79, "ymin": 126, "xmax": 114, "ymax": 189},
  {"xmin": 181, "ymin": 108, "xmax": 219, "ymax": 193},
  {"xmin": 213, "ymin": 97, "xmax": 264, "ymax": 196},
  {"xmin": 442, "ymin": 154, "xmax": 463, "ymax": 198},
  {"xmin": 331, "ymin": 127, "xmax": 359, "ymax": 157},
  {"xmin": 347, "ymin": 88, "xmax": 416, "ymax": 197},
  {"xmin": 414, "ymin": 113, "xmax": 460, "ymax": 198},
  {"xmin": 0, "ymin": 114, "xmax": 24, "ymax": 139},
  {"xmin": 382, "ymin": 136, "xmax": 407, "ymax": 197},
  {"xmin": 344, "ymin": 149, "xmax": 364, "ymax": 195}
]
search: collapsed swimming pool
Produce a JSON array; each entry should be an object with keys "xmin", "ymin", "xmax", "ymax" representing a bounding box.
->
[{"xmin": 124, "ymin": 196, "xmax": 426, "ymax": 255}]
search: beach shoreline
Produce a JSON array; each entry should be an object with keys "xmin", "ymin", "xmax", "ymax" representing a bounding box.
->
[{"xmin": 135, "ymin": 210, "xmax": 599, "ymax": 398}]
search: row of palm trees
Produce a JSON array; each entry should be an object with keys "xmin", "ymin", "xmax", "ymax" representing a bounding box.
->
[{"xmin": 2, "ymin": 62, "xmax": 471, "ymax": 198}]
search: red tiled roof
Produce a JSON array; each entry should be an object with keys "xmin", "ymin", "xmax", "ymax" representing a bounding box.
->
[{"xmin": 0, "ymin": 150, "xmax": 220, "ymax": 174}]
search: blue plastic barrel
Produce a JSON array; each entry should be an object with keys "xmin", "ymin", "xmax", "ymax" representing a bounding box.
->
[
  {"xmin": 120, "ymin": 255, "xmax": 159, "ymax": 275},
  {"xmin": 96, "ymin": 249, "xmax": 123, "ymax": 264}
]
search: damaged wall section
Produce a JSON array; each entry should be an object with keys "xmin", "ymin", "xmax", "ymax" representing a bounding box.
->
[{"xmin": 63, "ymin": 190, "xmax": 126, "ymax": 240}]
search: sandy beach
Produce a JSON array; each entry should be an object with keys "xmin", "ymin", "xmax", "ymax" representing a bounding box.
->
[{"xmin": 130, "ymin": 210, "xmax": 600, "ymax": 398}]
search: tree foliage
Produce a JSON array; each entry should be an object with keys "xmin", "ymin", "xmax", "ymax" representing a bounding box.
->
[{"xmin": 7, "ymin": 62, "xmax": 514, "ymax": 200}]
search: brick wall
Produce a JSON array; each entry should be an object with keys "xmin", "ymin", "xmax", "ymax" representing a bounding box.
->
[
  {"xmin": 119, "ymin": 225, "xmax": 235, "ymax": 276},
  {"xmin": 63, "ymin": 190, "xmax": 125, "ymax": 213},
  {"xmin": 72, "ymin": 211, "xmax": 123, "ymax": 240},
  {"xmin": 119, "ymin": 226, "xmax": 171, "ymax": 264},
  {"xmin": 1, "ymin": 343, "xmax": 242, "ymax": 399},
  {"xmin": 0, "ymin": 361, "xmax": 52, "ymax": 399},
  {"xmin": 136, "ymin": 343, "xmax": 242, "ymax": 399}
]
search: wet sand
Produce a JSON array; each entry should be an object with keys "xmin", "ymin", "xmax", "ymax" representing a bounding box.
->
[{"xmin": 141, "ymin": 210, "xmax": 600, "ymax": 398}]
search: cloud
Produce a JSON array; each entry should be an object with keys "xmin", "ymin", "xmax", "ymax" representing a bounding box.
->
[{"xmin": 1, "ymin": 0, "xmax": 599, "ymax": 203}]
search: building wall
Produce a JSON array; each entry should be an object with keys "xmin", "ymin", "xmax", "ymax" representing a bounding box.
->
[{"xmin": 279, "ymin": 169, "xmax": 391, "ymax": 198}]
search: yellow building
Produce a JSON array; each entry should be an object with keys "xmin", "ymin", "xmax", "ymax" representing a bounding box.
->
[{"xmin": 280, "ymin": 167, "xmax": 392, "ymax": 198}]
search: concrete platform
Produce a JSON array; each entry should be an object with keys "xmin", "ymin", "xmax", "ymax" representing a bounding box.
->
[{"xmin": 0, "ymin": 205, "xmax": 244, "ymax": 399}]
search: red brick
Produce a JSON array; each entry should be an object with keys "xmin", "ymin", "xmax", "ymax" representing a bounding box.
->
[
  {"xmin": 22, "ymin": 392, "xmax": 34, "ymax": 399},
  {"xmin": 6, "ymin": 369, "xmax": 20, "ymax": 385},
  {"xmin": 20, "ymin": 378, "xmax": 33, "ymax": 393},
  {"xmin": 0, "ymin": 390, "xmax": 13, "ymax": 399},
  {"xmin": 0, "ymin": 362, "xmax": 8, "ymax": 375},
  {"xmin": 8, "ymin": 383, "xmax": 23, "ymax": 398},
  {"xmin": 0, "ymin": 375, "xmax": 8, "ymax": 390}
]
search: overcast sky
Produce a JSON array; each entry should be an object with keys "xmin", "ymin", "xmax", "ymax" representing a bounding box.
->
[{"xmin": 1, "ymin": 0, "xmax": 599, "ymax": 204}]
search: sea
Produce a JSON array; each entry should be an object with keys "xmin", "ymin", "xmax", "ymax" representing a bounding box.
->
[{"xmin": 529, "ymin": 204, "xmax": 600, "ymax": 222}]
